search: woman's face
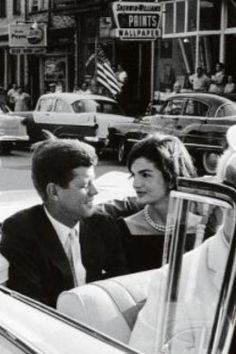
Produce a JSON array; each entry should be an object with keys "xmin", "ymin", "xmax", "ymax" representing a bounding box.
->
[{"xmin": 130, "ymin": 157, "xmax": 170, "ymax": 206}]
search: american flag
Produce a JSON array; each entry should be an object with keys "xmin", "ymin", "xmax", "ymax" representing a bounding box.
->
[{"xmin": 96, "ymin": 45, "xmax": 121, "ymax": 97}]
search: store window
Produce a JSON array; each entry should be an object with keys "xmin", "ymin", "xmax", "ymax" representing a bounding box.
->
[
  {"xmin": 164, "ymin": 3, "xmax": 174, "ymax": 34},
  {"xmin": 187, "ymin": 0, "xmax": 197, "ymax": 32},
  {"xmin": 227, "ymin": 0, "xmax": 236, "ymax": 28},
  {"xmin": 176, "ymin": 1, "xmax": 185, "ymax": 33},
  {"xmin": 198, "ymin": 36, "xmax": 219, "ymax": 74},
  {"xmin": 13, "ymin": 0, "xmax": 21, "ymax": 14},
  {"xmin": 44, "ymin": 56, "xmax": 66, "ymax": 92},
  {"xmin": 200, "ymin": 0, "xmax": 221, "ymax": 31}
]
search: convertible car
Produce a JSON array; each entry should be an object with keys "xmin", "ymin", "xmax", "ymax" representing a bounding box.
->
[
  {"xmin": 0, "ymin": 173, "xmax": 236, "ymax": 354},
  {"xmin": 108, "ymin": 93, "xmax": 236, "ymax": 174}
]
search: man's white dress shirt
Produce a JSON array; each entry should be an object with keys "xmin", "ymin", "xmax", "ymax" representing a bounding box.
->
[{"xmin": 44, "ymin": 207, "xmax": 86, "ymax": 286}]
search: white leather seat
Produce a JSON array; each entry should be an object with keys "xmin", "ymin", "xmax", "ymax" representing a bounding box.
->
[{"xmin": 57, "ymin": 270, "xmax": 155, "ymax": 343}]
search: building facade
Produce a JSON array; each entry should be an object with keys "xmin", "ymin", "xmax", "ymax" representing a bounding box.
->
[{"xmin": 0, "ymin": 0, "xmax": 236, "ymax": 113}]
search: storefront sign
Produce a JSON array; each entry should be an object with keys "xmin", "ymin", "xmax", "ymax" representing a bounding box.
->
[
  {"xmin": 99, "ymin": 17, "xmax": 113, "ymax": 38},
  {"xmin": 112, "ymin": 1, "xmax": 161, "ymax": 40},
  {"xmin": 9, "ymin": 23, "xmax": 47, "ymax": 53}
]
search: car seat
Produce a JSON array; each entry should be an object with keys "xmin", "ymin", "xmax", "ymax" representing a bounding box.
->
[{"xmin": 57, "ymin": 270, "xmax": 155, "ymax": 343}]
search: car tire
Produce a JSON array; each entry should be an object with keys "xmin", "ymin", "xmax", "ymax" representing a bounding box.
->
[
  {"xmin": 202, "ymin": 151, "xmax": 220, "ymax": 175},
  {"xmin": 118, "ymin": 139, "xmax": 128, "ymax": 165}
]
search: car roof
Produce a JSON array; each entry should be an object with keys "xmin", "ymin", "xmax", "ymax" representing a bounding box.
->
[
  {"xmin": 171, "ymin": 92, "xmax": 235, "ymax": 105},
  {"xmin": 39, "ymin": 93, "xmax": 117, "ymax": 105}
]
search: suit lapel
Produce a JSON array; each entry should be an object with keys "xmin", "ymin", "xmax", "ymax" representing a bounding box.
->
[{"xmin": 35, "ymin": 206, "xmax": 74, "ymax": 288}]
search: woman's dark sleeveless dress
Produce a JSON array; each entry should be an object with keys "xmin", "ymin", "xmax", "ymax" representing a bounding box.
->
[
  {"xmin": 117, "ymin": 217, "xmax": 197, "ymax": 274},
  {"xmin": 117, "ymin": 218, "xmax": 165, "ymax": 273}
]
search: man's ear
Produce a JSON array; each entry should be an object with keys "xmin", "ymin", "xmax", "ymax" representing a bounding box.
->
[{"xmin": 46, "ymin": 183, "xmax": 60, "ymax": 201}]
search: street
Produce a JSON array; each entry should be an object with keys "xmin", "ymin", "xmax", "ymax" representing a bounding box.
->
[{"xmin": 0, "ymin": 149, "xmax": 127, "ymax": 191}]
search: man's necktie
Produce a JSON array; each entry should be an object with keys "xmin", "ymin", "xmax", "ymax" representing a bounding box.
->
[{"xmin": 66, "ymin": 228, "xmax": 86, "ymax": 287}]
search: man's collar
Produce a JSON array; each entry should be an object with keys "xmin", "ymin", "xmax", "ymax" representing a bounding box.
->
[{"xmin": 44, "ymin": 206, "xmax": 80, "ymax": 246}]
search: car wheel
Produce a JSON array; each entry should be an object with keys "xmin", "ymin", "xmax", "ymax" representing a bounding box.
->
[
  {"xmin": 118, "ymin": 139, "xmax": 128, "ymax": 165},
  {"xmin": 202, "ymin": 151, "xmax": 220, "ymax": 175}
]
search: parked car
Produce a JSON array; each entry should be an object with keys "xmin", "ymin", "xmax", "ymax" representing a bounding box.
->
[
  {"xmin": 108, "ymin": 93, "xmax": 236, "ymax": 174},
  {"xmin": 147, "ymin": 92, "xmax": 236, "ymax": 118},
  {"xmin": 1, "ymin": 176, "xmax": 236, "ymax": 354},
  {"xmin": 0, "ymin": 103, "xmax": 29, "ymax": 154},
  {"xmin": 18, "ymin": 93, "xmax": 134, "ymax": 152}
]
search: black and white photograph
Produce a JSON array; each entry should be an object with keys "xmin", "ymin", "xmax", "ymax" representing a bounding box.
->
[{"xmin": 0, "ymin": 1, "xmax": 236, "ymax": 353}]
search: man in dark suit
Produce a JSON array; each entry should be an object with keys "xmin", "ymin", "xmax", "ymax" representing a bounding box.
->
[{"xmin": 0, "ymin": 138, "xmax": 128, "ymax": 308}]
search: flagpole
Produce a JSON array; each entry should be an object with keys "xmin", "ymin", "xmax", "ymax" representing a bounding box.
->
[{"xmin": 94, "ymin": 36, "xmax": 98, "ymax": 83}]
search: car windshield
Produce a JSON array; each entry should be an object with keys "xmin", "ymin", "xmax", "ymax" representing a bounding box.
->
[
  {"xmin": 151, "ymin": 179, "xmax": 236, "ymax": 354},
  {"xmin": 72, "ymin": 99, "xmax": 124, "ymax": 115}
]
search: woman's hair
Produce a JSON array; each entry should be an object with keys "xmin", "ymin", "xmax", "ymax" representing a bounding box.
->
[{"xmin": 127, "ymin": 133, "xmax": 196, "ymax": 189}]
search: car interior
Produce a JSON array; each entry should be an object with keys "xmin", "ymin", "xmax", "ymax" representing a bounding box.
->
[
  {"xmin": 57, "ymin": 177, "xmax": 236, "ymax": 354},
  {"xmin": 1, "ymin": 177, "xmax": 236, "ymax": 354}
]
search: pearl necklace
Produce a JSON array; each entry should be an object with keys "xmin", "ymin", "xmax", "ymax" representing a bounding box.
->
[{"xmin": 144, "ymin": 205, "xmax": 173, "ymax": 232}]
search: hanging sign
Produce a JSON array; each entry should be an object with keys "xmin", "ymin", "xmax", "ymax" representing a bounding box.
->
[
  {"xmin": 112, "ymin": 2, "xmax": 161, "ymax": 40},
  {"xmin": 9, "ymin": 23, "xmax": 47, "ymax": 54}
]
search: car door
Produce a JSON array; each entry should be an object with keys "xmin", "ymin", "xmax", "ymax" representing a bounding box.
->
[
  {"xmin": 34, "ymin": 98, "xmax": 96, "ymax": 139},
  {"xmin": 33, "ymin": 96, "xmax": 56, "ymax": 125},
  {"xmin": 172, "ymin": 98, "xmax": 210, "ymax": 140},
  {"xmin": 94, "ymin": 100, "xmax": 134, "ymax": 140}
]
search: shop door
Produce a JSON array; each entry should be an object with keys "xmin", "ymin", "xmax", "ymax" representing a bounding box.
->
[
  {"xmin": 28, "ymin": 56, "xmax": 40, "ymax": 109},
  {"xmin": 116, "ymin": 41, "xmax": 151, "ymax": 116}
]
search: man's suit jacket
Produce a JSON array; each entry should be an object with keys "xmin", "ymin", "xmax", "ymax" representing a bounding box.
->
[
  {"xmin": 129, "ymin": 228, "xmax": 229, "ymax": 354},
  {"xmin": 0, "ymin": 205, "xmax": 127, "ymax": 308}
]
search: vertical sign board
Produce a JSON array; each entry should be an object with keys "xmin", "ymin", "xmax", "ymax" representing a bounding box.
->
[
  {"xmin": 112, "ymin": 2, "xmax": 162, "ymax": 41},
  {"xmin": 8, "ymin": 23, "xmax": 47, "ymax": 54}
]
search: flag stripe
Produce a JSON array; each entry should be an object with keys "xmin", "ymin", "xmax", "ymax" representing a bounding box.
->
[
  {"xmin": 97, "ymin": 63, "xmax": 120, "ymax": 93},
  {"xmin": 96, "ymin": 45, "xmax": 121, "ymax": 96},
  {"xmin": 97, "ymin": 64, "xmax": 120, "ymax": 93}
]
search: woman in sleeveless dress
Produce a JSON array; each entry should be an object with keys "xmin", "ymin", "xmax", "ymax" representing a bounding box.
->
[{"xmin": 117, "ymin": 133, "xmax": 197, "ymax": 273}]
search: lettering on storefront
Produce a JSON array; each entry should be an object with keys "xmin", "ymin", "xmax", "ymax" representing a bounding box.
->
[{"xmin": 112, "ymin": 1, "xmax": 161, "ymax": 40}]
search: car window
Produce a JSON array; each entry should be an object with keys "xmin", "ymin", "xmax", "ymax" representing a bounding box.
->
[
  {"xmin": 54, "ymin": 99, "xmax": 71, "ymax": 113},
  {"xmin": 99, "ymin": 101, "xmax": 124, "ymax": 115},
  {"xmin": 72, "ymin": 99, "xmax": 124, "ymax": 115},
  {"xmin": 161, "ymin": 98, "xmax": 183, "ymax": 115},
  {"xmin": 37, "ymin": 98, "xmax": 54, "ymax": 112},
  {"xmin": 216, "ymin": 103, "xmax": 236, "ymax": 117},
  {"xmin": 184, "ymin": 99, "xmax": 209, "ymax": 116},
  {"xmin": 72, "ymin": 99, "xmax": 99, "ymax": 113}
]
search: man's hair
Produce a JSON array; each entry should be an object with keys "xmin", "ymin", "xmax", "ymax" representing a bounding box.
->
[
  {"xmin": 31, "ymin": 137, "xmax": 98, "ymax": 201},
  {"xmin": 127, "ymin": 133, "xmax": 196, "ymax": 189}
]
